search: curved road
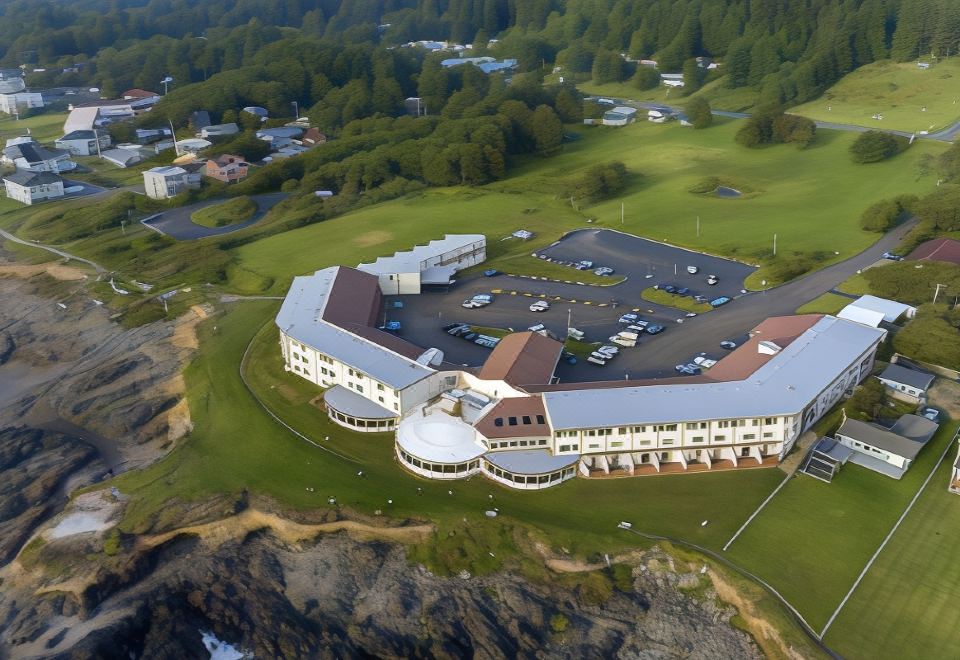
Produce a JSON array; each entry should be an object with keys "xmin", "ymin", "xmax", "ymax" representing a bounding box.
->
[
  {"xmin": 0, "ymin": 227, "xmax": 107, "ymax": 273},
  {"xmin": 142, "ymin": 192, "xmax": 288, "ymax": 240}
]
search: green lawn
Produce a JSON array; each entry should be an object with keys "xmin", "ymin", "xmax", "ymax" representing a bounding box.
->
[
  {"xmin": 791, "ymin": 59, "xmax": 960, "ymax": 134},
  {"xmin": 795, "ymin": 292, "xmax": 853, "ymax": 315},
  {"xmin": 192, "ymin": 197, "xmax": 257, "ymax": 228},
  {"xmin": 234, "ymin": 119, "xmax": 943, "ymax": 296},
  {"xmin": 0, "ymin": 111, "xmax": 68, "ymax": 144},
  {"xmin": 641, "ymin": 287, "xmax": 713, "ymax": 313},
  {"xmin": 476, "ymin": 251, "xmax": 625, "ymax": 285},
  {"xmin": 571, "ymin": 73, "xmax": 759, "ymax": 114},
  {"xmin": 727, "ymin": 421, "xmax": 960, "ymax": 632},
  {"xmin": 824, "ymin": 432, "xmax": 960, "ymax": 659},
  {"xmin": 110, "ymin": 301, "xmax": 785, "ymax": 567}
]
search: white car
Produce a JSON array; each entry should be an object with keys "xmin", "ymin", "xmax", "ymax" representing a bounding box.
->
[
  {"xmin": 687, "ymin": 266, "xmax": 699, "ymax": 274},
  {"xmin": 529, "ymin": 300, "xmax": 550, "ymax": 312},
  {"xmin": 693, "ymin": 356, "xmax": 717, "ymax": 369},
  {"xmin": 598, "ymin": 344, "xmax": 619, "ymax": 356},
  {"xmin": 462, "ymin": 299, "xmax": 485, "ymax": 308},
  {"xmin": 707, "ymin": 275, "xmax": 719, "ymax": 285}
]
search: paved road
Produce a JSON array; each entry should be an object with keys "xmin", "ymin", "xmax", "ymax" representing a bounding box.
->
[
  {"xmin": 0, "ymin": 227, "xmax": 107, "ymax": 273},
  {"xmin": 623, "ymin": 100, "xmax": 959, "ymax": 142},
  {"xmin": 390, "ymin": 219, "xmax": 916, "ymax": 382},
  {"xmin": 143, "ymin": 192, "xmax": 288, "ymax": 240}
]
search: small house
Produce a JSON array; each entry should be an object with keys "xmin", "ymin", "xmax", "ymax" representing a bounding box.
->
[
  {"xmin": 174, "ymin": 138, "xmax": 212, "ymax": 155},
  {"xmin": 0, "ymin": 92, "xmax": 44, "ymax": 115},
  {"xmin": 100, "ymin": 148, "xmax": 142, "ymax": 168},
  {"xmin": 835, "ymin": 414, "xmax": 938, "ymax": 479},
  {"xmin": 877, "ymin": 364, "xmax": 935, "ymax": 402},
  {"xmin": 143, "ymin": 165, "xmax": 201, "ymax": 200},
  {"xmin": 205, "ymin": 154, "xmax": 249, "ymax": 183},
  {"xmin": 299, "ymin": 127, "xmax": 327, "ymax": 147},
  {"xmin": 3, "ymin": 142, "xmax": 75, "ymax": 173},
  {"xmin": 603, "ymin": 106, "xmax": 637, "ymax": 127},
  {"xmin": 55, "ymin": 130, "xmax": 111, "ymax": 156},
  {"xmin": 3, "ymin": 170, "xmax": 65, "ymax": 205},
  {"xmin": 838, "ymin": 295, "xmax": 916, "ymax": 326},
  {"xmin": 200, "ymin": 123, "xmax": 240, "ymax": 139},
  {"xmin": 190, "ymin": 110, "xmax": 212, "ymax": 131}
]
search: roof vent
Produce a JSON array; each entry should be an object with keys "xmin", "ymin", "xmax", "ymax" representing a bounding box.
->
[
  {"xmin": 417, "ymin": 347, "xmax": 444, "ymax": 366},
  {"xmin": 758, "ymin": 340, "xmax": 782, "ymax": 355}
]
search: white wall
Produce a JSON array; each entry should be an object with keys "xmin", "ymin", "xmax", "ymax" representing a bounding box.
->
[
  {"xmin": 3, "ymin": 180, "xmax": 63, "ymax": 205},
  {"xmin": 836, "ymin": 434, "xmax": 908, "ymax": 469}
]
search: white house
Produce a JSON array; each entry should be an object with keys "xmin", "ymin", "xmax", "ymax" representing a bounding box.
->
[
  {"xmin": 0, "ymin": 92, "xmax": 43, "ymax": 115},
  {"xmin": 603, "ymin": 106, "xmax": 638, "ymax": 126},
  {"xmin": 877, "ymin": 363, "xmax": 935, "ymax": 402},
  {"xmin": 142, "ymin": 166, "xmax": 201, "ymax": 199},
  {"xmin": 100, "ymin": 148, "xmax": 142, "ymax": 168},
  {"xmin": 357, "ymin": 234, "xmax": 487, "ymax": 294},
  {"xmin": 55, "ymin": 130, "xmax": 111, "ymax": 156},
  {"xmin": 3, "ymin": 170, "xmax": 65, "ymax": 205},
  {"xmin": 648, "ymin": 108, "xmax": 673, "ymax": 123},
  {"xmin": 839, "ymin": 295, "xmax": 916, "ymax": 326},
  {"xmin": 2, "ymin": 142, "xmax": 75, "ymax": 173},
  {"xmin": 174, "ymin": 138, "xmax": 212, "ymax": 155},
  {"xmin": 63, "ymin": 103, "xmax": 135, "ymax": 133},
  {"xmin": 835, "ymin": 414, "xmax": 938, "ymax": 479}
]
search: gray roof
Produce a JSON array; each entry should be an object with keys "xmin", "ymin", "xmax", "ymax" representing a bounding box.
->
[
  {"xmin": 879, "ymin": 364, "xmax": 934, "ymax": 391},
  {"xmin": 275, "ymin": 267, "xmax": 434, "ymax": 390},
  {"xmin": 837, "ymin": 415, "xmax": 937, "ymax": 460},
  {"xmin": 4, "ymin": 142, "xmax": 68, "ymax": 164},
  {"xmin": 58, "ymin": 130, "xmax": 97, "ymax": 141},
  {"xmin": 323, "ymin": 385, "xmax": 395, "ymax": 419},
  {"xmin": 4, "ymin": 170, "xmax": 62, "ymax": 186},
  {"xmin": 544, "ymin": 316, "xmax": 886, "ymax": 429},
  {"xmin": 100, "ymin": 148, "xmax": 141, "ymax": 166},
  {"xmin": 484, "ymin": 449, "xmax": 578, "ymax": 475},
  {"xmin": 257, "ymin": 127, "xmax": 304, "ymax": 139}
]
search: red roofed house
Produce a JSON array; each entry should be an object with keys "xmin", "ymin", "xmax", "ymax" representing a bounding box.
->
[
  {"xmin": 907, "ymin": 238, "xmax": 960, "ymax": 266},
  {"xmin": 300, "ymin": 127, "xmax": 327, "ymax": 147},
  {"xmin": 122, "ymin": 88, "xmax": 159, "ymax": 100},
  {"xmin": 205, "ymin": 154, "xmax": 249, "ymax": 183}
]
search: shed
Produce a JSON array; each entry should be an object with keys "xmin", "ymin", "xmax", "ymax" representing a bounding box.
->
[
  {"xmin": 839, "ymin": 295, "xmax": 916, "ymax": 324},
  {"xmin": 877, "ymin": 363, "xmax": 935, "ymax": 401}
]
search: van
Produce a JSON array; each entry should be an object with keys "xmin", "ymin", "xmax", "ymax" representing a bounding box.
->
[
  {"xmin": 587, "ymin": 356, "xmax": 607, "ymax": 365},
  {"xmin": 612, "ymin": 337, "xmax": 636, "ymax": 347},
  {"xmin": 617, "ymin": 331, "xmax": 639, "ymax": 341}
]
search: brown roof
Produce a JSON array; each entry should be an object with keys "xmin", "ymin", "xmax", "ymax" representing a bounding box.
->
[
  {"xmin": 474, "ymin": 397, "xmax": 550, "ymax": 439},
  {"xmin": 321, "ymin": 267, "xmax": 381, "ymax": 328},
  {"xmin": 122, "ymin": 88, "xmax": 159, "ymax": 98},
  {"xmin": 907, "ymin": 238, "xmax": 960, "ymax": 266},
  {"xmin": 478, "ymin": 332, "xmax": 563, "ymax": 386},
  {"xmin": 302, "ymin": 127, "xmax": 327, "ymax": 145},
  {"xmin": 705, "ymin": 314, "xmax": 823, "ymax": 381},
  {"xmin": 209, "ymin": 154, "xmax": 248, "ymax": 166}
]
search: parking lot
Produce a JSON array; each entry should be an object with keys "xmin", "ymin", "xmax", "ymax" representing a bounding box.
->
[{"xmin": 384, "ymin": 230, "xmax": 759, "ymax": 382}]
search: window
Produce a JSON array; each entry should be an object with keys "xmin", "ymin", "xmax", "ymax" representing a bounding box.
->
[
  {"xmin": 377, "ymin": 383, "xmax": 384, "ymax": 391},
  {"xmin": 536, "ymin": 415, "xmax": 545, "ymax": 424},
  {"xmin": 522, "ymin": 416, "xmax": 531, "ymax": 425},
  {"xmin": 619, "ymin": 427, "xmax": 628, "ymax": 435},
  {"xmin": 718, "ymin": 421, "xmax": 730, "ymax": 428},
  {"xmin": 764, "ymin": 417, "xmax": 776, "ymax": 425},
  {"xmin": 639, "ymin": 439, "xmax": 651, "ymax": 446},
  {"xmin": 714, "ymin": 435, "xmax": 726, "ymax": 441},
  {"xmin": 494, "ymin": 418, "xmax": 504, "ymax": 427},
  {"xmin": 393, "ymin": 403, "xmax": 399, "ymax": 411},
  {"xmin": 685, "ymin": 423, "xmax": 698, "ymax": 430},
  {"xmin": 740, "ymin": 447, "xmax": 750, "ymax": 457},
  {"xmin": 509, "ymin": 441, "xmax": 518, "ymax": 447},
  {"xmin": 763, "ymin": 432, "xmax": 774, "ymax": 438},
  {"xmin": 378, "ymin": 396, "xmax": 384, "ymax": 403},
  {"xmin": 356, "ymin": 385, "xmax": 363, "ymax": 394},
  {"xmin": 508, "ymin": 417, "xmax": 518, "ymax": 426},
  {"xmin": 742, "ymin": 434, "xmax": 756, "ymax": 440},
  {"xmin": 691, "ymin": 436, "xmax": 704, "ymax": 442},
  {"xmin": 633, "ymin": 426, "xmax": 646, "ymax": 433},
  {"xmin": 559, "ymin": 444, "xmax": 571, "ymax": 452},
  {"xmin": 588, "ymin": 443, "xmax": 600, "ymax": 449},
  {"xmin": 611, "ymin": 441, "xmax": 624, "ymax": 448},
  {"xmin": 661, "ymin": 439, "xmax": 674, "ymax": 446}
]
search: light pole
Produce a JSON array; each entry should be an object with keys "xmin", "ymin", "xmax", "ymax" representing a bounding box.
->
[
  {"xmin": 933, "ymin": 283, "xmax": 947, "ymax": 304},
  {"xmin": 773, "ymin": 233, "xmax": 777, "ymax": 256},
  {"xmin": 291, "ymin": 101, "xmax": 299, "ymax": 119}
]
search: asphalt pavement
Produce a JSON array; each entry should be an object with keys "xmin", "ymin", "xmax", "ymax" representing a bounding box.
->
[
  {"xmin": 387, "ymin": 220, "xmax": 917, "ymax": 383},
  {"xmin": 143, "ymin": 192, "xmax": 288, "ymax": 240}
]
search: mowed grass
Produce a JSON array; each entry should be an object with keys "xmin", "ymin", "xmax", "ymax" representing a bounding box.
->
[
  {"xmin": 576, "ymin": 75, "xmax": 759, "ymax": 112},
  {"xmin": 233, "ymin": 119, "xmax": 943, "ymax": 296},
  {"xmin": 792, "ymin": 59, "xmax": 960, "ymax": 133},
  {"xmin": 824, "ymin": 432, "xmax": 960, "ymax": 659},
  {"xmin": 0, "ymin": 111, "xmax": 68, "ymax": 143},
  {"xmin": 795, "ymin": 292, "xmax": 854, "ymax": 315},
  {"xmin": 110, "ymin": 301, "xmax": 785, "ymax": 565},
  {"xmin": 726, "ymin": 421, "xmax": 959, "ymax": 632}
]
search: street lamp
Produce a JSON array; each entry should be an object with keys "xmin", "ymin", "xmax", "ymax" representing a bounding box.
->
[{"xmin": 160, "ymin": 76, "xmax": 173, "ymax": 95}]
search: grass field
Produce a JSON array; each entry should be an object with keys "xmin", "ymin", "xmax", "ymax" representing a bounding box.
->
[
  {"xmin": 792, "ymin": 59, "xmax": 960, "ymax": 133},
  {"xmin": 192, "ymin": 197, "xmax": 257, "ymax": 228},
  {"xmin": 824, "ymin": 431, "xmax": 960, "ymax": 658},
  {"xmin": 571, "ymin": 75, "xmax": 759, "ymax": 113},
  {"xmin": 234, "ymin": 119, "xmax": 944, "ymax": 296},
  {"xmin": 795, "ymin": 292, "xmax": 854, "ymax": 315},
  {"xmin": 0, "ymin": 111, "xmax": 68, "ymax": 144},
  {"xmin": 727, "ymin": 421, "xmax": 959, "ymax": 632}
]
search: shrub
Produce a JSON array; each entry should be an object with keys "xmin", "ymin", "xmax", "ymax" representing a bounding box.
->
[
  {"xmin": 850, "ymin": 131, "xmax": 910, "ymax": 164},
  {"xmin": 736, "ymin": 109, "xmax": 815, "ymax": 148},
  {"xmin": 860, "ymin": 198, "xmax": 905, "ymax": 232},
  {"xmin": 893, "ymin": 305, "xmax": 960, "ymax": 370},
  {"xmin": 571, "ymin": 161, "xmax": 631, "ymax": 203},
  {"xmin": 684, "ymin": 97, "xmax": 712, "ymax": 129},
  {"xmin": 549, "ymin": 613, "xmax": 569, "ymax": 633},
  {"xmin": 632, "ymin": 67, "xmax": 660, "ymax": 90}
]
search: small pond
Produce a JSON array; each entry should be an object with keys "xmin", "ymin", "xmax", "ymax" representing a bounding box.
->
[{"xmin": 715, "ymin": 186, "xmax": 742, "ymax": 198}]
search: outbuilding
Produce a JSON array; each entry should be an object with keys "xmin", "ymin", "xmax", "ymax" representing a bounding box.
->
[
  {"xmin": 877, "ymin": 363, "xmax": 935, "ymax": 402},
  {"xmin": 835, "ymin": 414, "xmax": 938, "ymax": 479}
]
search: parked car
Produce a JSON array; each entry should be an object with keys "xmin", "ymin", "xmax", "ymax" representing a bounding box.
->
[
  {"xmin": 463, "ymin": 332, "xmax": 478, "ymax": 340},
  {"xmin": 528, "ymin": 323, "xmax": 546, "ymax": 333},
  {"xmin": 645, "ymin": 324, "xmax": 665, "ymax": 334},
  {"xmin": 483, "ymin": 269, "xmax": 500, "ymax": 277},
  {"xmin": 562, "ymin": 352, "xmax": 578, "ymax": 365},
  {"xmin": 720, "ymin": 340, "xmax": 737, "ymax": 350},
  {"xmin": 587, "ymin": 355, "xmax": 607, "ymax": 366},
  {"xmin": 598, "ymin": 344, "xmax": 619, "ymax": 356},
  {"xmin": 685, "ymin": 312, "xmax": 697, "ymax": 318},
  {"xmin": 594, "ymin": 266, "xmax": 614, "ymax": 276},
  {"xmin": 676, "ymin": 287, "xmax": 690, "ymax": 296},
  {"xmin": 443, "ymin": 322, "xmax": 465, "ymax": 332},
  {"xmin": 921, "ymin": 407, "xmax": 940, "ymax": 422},
  {"xmin": 619, "ymin": 313, "xmax": 639, "ymax": 324},
  {"xmin": 710, "ymin": 296, "xmax": 731, "ymax": 307},
  {"xmin": 462, "ymin": 299, "xmax": 485, "ymax": 308},
  {"xmin": 882, "ymin": 252, "xmax": 904, "ymax": 261},
  {"xmin": 627, "ymin": 323, "xmax": 647, "ymax": 332},
  {"xmin": 693, "ymin": 356, "xmax": 717, "ymax": 369},
  {"xmin": 450, "ymin": 326, "xmax": 472, "ymax": 337},
  {"xmin": 684, "ymin": 363, "xmax": 703, "ymax": 375},
  {"xmin": 578, "ymin": 260, "xmax": 594, "ymax": 269},
  {"xmin": 687, "ymin": 265, "xmax": 699, "ymax": 274},
  {"xmin": 707, "ymin": 275, "xmax": 718, "ymax": 285},
  {"xmin": 472, "ymin": 293, "xmax": 494, "ymax": 303},
  {"xmin": 694, "ymin": 295, "xmax": 708, "ymax": 303},
  {"xmin": 662, "ymin": 285, "xmax": 677, "ymax": 294},
  {"xmin": 529, "ymin": 300, "xmax": 550, "ymax": 312}
]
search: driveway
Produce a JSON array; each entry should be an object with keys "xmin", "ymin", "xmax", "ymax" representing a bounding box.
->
[
  {"xmin": 61, "ymin": 179, "xmax": 107, "ymax": 199},
  {"xmin": 387, "ymin": 219, "xmax": 916, "ymax": 382},
  {"xmin": 142, "ymin": 192, "xmax": 287, "ymax": 240}
]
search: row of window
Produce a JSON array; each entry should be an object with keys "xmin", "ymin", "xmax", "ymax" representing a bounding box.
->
[
  {"xmin": 484, "ymin": 463, "xmax": 575, "ymax": 485},
  {"xmin": 398, "ymin": 449, "xmax": 480, "ymax": 474},
  {"xmin": 559, "ymin": 417, "xmax": 783, "ymax": 439},
  {"xmin": 579, "ymin": 432, "xmax": 778, "ymax": 450},
  {"xmin": 492, "ymin": 414, "xmax": 547, "ymax": 428},
  {"xmin": 488, "ymin": 438, "xmax": 549, "ymax": 450},
  {"xmin": 329, "ymin": 410, "xmax": 396, "ymax": 430}
]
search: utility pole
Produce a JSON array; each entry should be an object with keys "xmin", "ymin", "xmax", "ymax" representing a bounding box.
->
[
  {"xmin": 773, "ymin": 233, "xmax": 777, "ymax": 256},
  {"xmin": 291, "ymin": 101, "xmax": 299, "ymax": 119},
  {"xmin": 696, "ymin": 215, "xmax": 700, "ymax": 237},
  {"xmin": 93, "ymin": 128, "xmax": 102, "ymax": 159},
  {"xmin": 933, "ymin": 283, "xmax": 947, "ymax": 304},
  {"xmin": 620, "ymin": 202, "xmax": 624, "ymax": 225},
  {"xmin": 169, "ymin": 120, "xmax": 180, "ymax": 157},
  {"xmin": 567, "ymin": 308, "xmax": 572, "ymax": 331}
]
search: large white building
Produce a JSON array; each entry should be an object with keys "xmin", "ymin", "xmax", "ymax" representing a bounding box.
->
[
  {"xmin": 3, "ymin": 170, "xmax": 64, "ymax": 205},
  {"xmin": 55, "ymin": 130, "xmax": 112, "ymax": 156},
  {"xmin": 277, "ymin": 260, "xmax": 888, "ymax": 491},
  {"xmin": 0, "ymin": 92, "xmax": 43, "ymax": 115},
  {"xmin": 357, "ymin": 234, "xmax": 486, "ymax": 294}
]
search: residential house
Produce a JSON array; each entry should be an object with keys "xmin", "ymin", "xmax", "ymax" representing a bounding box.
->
[
  {"xmin": 63, "ymin": 103, "xmax": 134, "ymax": 133},
  {"xmin": 440, "ymin": 57, "xmax": 518, "ymax": 73},
  {"xmin": 135, "ymin": 128, "xmax": 172, "ymax": 144},
  {"xmin": 3, "ymin": 142, "xmax": 75, "ymax": 173},
  {"xmin": 256, "ymin": 126, "xmax": 304, "ymax": 149},
  {"xmin": 142, "ymin": 165, "xmax": 201, "ymax": 200},
  {"xmin": 242, "ymin": 106, "xmax": 268, "ymax": 120},
  {"xmin": 3, "ymin": 170, "xmax": 65, "ymax": 205},
  {"xmin": 174, "ymin": 138, "xmax": 212, "ymax": 155},
  {"xmin": 298, "ymin": 127, "xmax": 327, "ymax": 147},
  {"xmin": 0, "ymin": 92, "xmax": 43, "ymax": 115},
  {"xmin": 0, "ymin": 71, "xmax": 25, "ymax": 95},
  {"xmin": 205, "ymin": 154, "xmax": 249, "ymax": 183},
  {"xmin": 55, "ymin": 130, "xmax": 111, "ymax": 156},
  {"xmin": 648, "ymin": 108, "xmax": 673, "ymax": 123},
  {"xmin": 838, "ymin": 295, "xmax": 916, "ymax": 327},
  {"xmin": 122, "ymin": 88, "xmax": 159, "ymax": 101},
  {"xmin": 100, "ymin": 148, "xmax": 142, "ymax": 168},
  {"xmin": 190, "ymin": 110, "xmax": 212, "ymax": 131},
  {"xmin": 877, "ymin": 363, "xmax": 935, "ymax": 402},
  {"xmin": 835, "ymin": 414, "xmax": 938, "ymax": 479},
  {"xmin": 200, "ymin": 123, "xmax": 240, "ymax": 139},
  {"xmin": 603, "ymin": 106, "xmax": 638, "ymax": 126}
]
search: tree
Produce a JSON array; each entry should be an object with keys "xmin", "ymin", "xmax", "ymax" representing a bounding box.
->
[
  {"xmin": 681, "ymin": 58, "xmax": 704, "ymax": 95},
  {"xmin": 860, "ymin": 199, "xmax": 904, "ymax": 232},
  {"xmin": 849, "ymin": 131, "xmax": 909, "ymax": 163},
  {"xmin": 632, "ymin": 66, "xmax": 660, "ymax": 90},
  {"xmin": 530, "ymin": 105, "xmax": 563, "ymax": 156},
  {"xmin": 591, "ymin": 49, "xmax": 623, "ymax": 84},
  {"xmin": 725, "ymin": 38, "xmax": 753, "ymax": 88},
  {"xmin": 684, "ymin": 97, "xmax": 712, "ymax": 129},
  {"xmin": 553, "ymin": 86, "xmax": 582, "ymax": 123}
]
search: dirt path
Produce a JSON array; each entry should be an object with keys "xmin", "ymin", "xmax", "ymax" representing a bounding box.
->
[
  {"xmin": 138, "ymin": 509, "xmax": 435, "ymax": 550},
  {"xmin": 929, "ymin": 379, "xmax": 960, "ymax": 419},
  {"xmin": 0, "ymin": 261, "xmax": 89, "ymax": 281},
  {"xmin": 0, "ymin": 228, "xmax": 107, "ymax": 273}
]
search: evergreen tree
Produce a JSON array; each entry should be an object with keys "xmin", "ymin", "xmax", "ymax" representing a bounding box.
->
[
  {"xmin": 685, "ymin": 96, "xmax": 712, "ymax": 129},
  {"xmin": 530, "ymin": 105, "xmax": 563, "ymax": 155}
]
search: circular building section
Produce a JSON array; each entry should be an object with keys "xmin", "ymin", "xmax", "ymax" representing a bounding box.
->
[
  {"xmin": 483, "ymin": 450, "xmax": 579, "ymax": 490},
  {"xmin": 396, "ymin": 411, "xmax": 486, "ymax": 479},
  {"xmin": 323, "ymin": 385, "xmax": 397, "ymax": 433}
]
